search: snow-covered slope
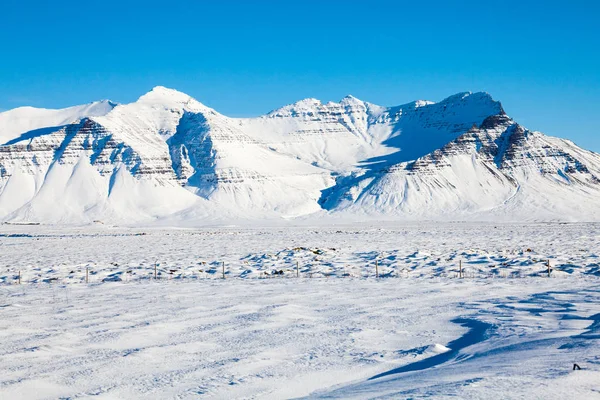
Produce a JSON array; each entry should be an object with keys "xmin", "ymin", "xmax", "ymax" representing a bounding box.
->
[
  {"xmin": 0, "ymin": 87, "xmax": 332, "ymax": 222},
  {"xmin": 0, "ymin": 91, "xmax": 204, "ymax": 222},
  {"xmin": 320, "ymin": 112, "xmax": 600, "ymax": 220},
  {"xmin": 0, "ymin": 100, "xmax": 116, "ymax": 145},
  {"xmin": 237, "ymin": 91, "xmax": 502, "ymax": 173},
  {"xmin": 0, "ymin": 87, "xmax": 598, "ymax": 223}
]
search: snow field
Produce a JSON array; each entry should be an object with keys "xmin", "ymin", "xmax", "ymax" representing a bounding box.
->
[
  {"xmin": 0, "ymin": 278, "xmax": 598, "ymax": 399},
  {"xmin": 1, "ymin": 223, "xmax": 599, "ymax": 398},
  {"xmin": 1, "ymin": 222, "xmax": 599, "ymax": 284}
]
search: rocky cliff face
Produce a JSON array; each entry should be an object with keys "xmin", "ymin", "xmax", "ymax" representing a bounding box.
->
[
  {"xmin": 0, "ymin": 87, "xmax": 598, "ymax": 223},
  {"xmin": 408, "ymin": 111, "xmax": 599, "ymax": 183}
]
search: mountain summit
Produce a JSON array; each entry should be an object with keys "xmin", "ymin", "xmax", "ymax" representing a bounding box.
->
[{"xmin": 0, "ymin": 87, "xmax": 598, "ymax": 223}]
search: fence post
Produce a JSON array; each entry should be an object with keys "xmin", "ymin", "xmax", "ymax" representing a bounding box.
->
[
  {"xmin": 86, "ymin": 267, "xmax": 89, "ymax": 284},
  {"xmin": 459, "ymin": 260, "xmax": 463, "ymax": 279},
  {"xmin": 375, "ymin": 259, "xmax": 379, "ymax": 279},
  {"xmin": 547, "ymin": 260, "xmax": 551, "ymax": 277},
  {"xmin": 222, "ymin": 262, "xmax": 225, "ymax": 279},
  {"xmin": 18, "ymin": 270, "xmax": 21, "ymax": 285},
  {"xmin": 154, "ymin": 262, "xmax": 158, "ymax": 280}
]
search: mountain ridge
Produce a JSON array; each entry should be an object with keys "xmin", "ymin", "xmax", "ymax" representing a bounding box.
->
[
  {"xmin": 0, "ymin": 87, "xmax": 598, "ymax": 224},
  {"xmin": 0, "ymin": 100, "xmax": 116, "ymax": 145}
]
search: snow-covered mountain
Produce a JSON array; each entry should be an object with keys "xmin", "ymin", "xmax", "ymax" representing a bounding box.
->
[
  {"xmin": 0, "ymin": 87, "xmax": 598, "ymax": 223},
  {"xmin": 320, "ymin": 111, "xmax": 600, "ymax": 220}
]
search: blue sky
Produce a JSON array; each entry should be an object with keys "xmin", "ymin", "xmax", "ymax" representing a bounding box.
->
[{"xmin": 1, "ymin": 0, "xmax": 599, "ymax": 151}]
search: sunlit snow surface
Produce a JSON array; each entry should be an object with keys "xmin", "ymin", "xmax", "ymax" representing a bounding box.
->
[
  {"xmin": 1, "ymin": 223, "xmax": 599, "ymax": 399},
  {"xmin": 3, "ymin": 88, "xmax": 600, "ymax": 223},
  {"xmin": 1, "ymin": 222, "xmax": 599, "ymax": 282}
]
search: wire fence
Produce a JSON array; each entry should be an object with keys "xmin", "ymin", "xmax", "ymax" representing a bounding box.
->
[{"xmin": 0, "ymin": 259, "xmax": 582, "ymax": 286}]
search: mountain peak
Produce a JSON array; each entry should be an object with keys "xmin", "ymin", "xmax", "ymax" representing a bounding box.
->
[
  {"xmin": 339, "ymin": 94, "xmax": 363, "ymax": 104},
  {"xmin": 294, "ymin": 97, "xmax": 322, "ymax": 107},
  {"xmin": 438, "ymin": 91, "xmax": 490, "ymax": 103},
  {"xmin": 410, "ymin": 100, "xmax": 436, "ymax": 108},
  {"xmin": 133, "ymin": 86, "xmax": 217, "ymax": 116},
  {"xmin": 98, "ymin": 99, "xmax": 118, "ymax": 108},
  {"xmin": 266, "ymin": 98, "xmax": 322, "ymax": 116},
  {"xmin": 138, "ymin": 86, "xmax": 195, "ymax": 105},
  {"xmin": 436, "ymin": 91, "xmax": 504, "ymax": 115}
]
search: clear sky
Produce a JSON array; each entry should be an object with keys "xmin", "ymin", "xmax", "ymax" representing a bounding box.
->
[{"xmin": 1, "ymin": 0, "xmax": 599, "ymax": 151}]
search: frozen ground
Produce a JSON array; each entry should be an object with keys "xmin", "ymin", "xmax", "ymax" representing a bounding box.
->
[
  {"xmin": 0, "ymin": 223, "xmax": 599, "ymax": 399},
  {"xmin": 1, "ymin": 279, "xmax": 599, "ymax": 399},
  {"xmin": 0, "ymin": 222, "xmax": 599, "ymax": 283}
]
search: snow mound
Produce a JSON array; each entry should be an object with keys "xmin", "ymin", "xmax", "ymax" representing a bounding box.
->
[{"xmin": 428, "ymin": 343, "xmax": 451, "ymax": 353}]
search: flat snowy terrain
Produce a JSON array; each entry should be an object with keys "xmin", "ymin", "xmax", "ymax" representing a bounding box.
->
[
  {"xmin": 1, "ymin": 223, "xmax": 599, "ymax": 399},
  {"xmin": 1, "ymin": 222, "xmax": 599, "ymax": 283}
]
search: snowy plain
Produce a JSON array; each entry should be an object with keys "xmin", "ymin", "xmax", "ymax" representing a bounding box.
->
[{"xmin": 1, "ymin": 222, "xmax": 599, "ymax": 399}]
